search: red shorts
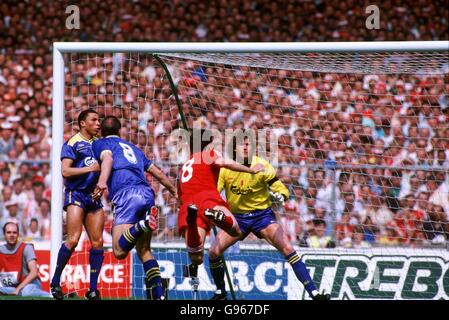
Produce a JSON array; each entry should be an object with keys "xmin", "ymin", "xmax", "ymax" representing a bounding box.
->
[{"xmin": 178, "ymin": 190, "xmax": 230, "ymax": 236}]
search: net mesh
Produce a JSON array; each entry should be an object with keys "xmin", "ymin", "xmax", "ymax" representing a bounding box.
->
[{"xmin": 63, "ymin": 50, "xmax": 449, "ymax": 299}]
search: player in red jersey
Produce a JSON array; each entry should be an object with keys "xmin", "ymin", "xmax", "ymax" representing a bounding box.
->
[{"xmin": 178, "ymin": 129, "xmax": 264, "ymax": 269}]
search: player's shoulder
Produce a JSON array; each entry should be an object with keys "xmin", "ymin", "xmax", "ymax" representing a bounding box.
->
[
  {"xmin": 253, "ymin": 156, "xmax": 272, "ymax": 167},
  {"xmin": 66, "ymin": 133, "xmax": 82, "ymax": 147},
  {"xmin": 67, "ymin": 133, "xmax": 94, "ymax": 147}
]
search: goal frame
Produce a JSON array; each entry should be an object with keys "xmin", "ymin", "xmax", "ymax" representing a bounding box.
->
[{"xmin": 50, "ymin": 40, "xmax": 449, "ymax": 287}]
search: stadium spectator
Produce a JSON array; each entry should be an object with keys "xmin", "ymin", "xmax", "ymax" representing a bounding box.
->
[
  {"xmin": 0, "ymin": 221, "xmax": 51, "ymax": 297},
  {"xmin": 0, "ymin": 199, "xmax": 24, "ymax": 235},
  {"xmin": 11, "ymin": 178, "xmax": 27, "ymax": 212},
  {"xmin": 350, "ymin": 225, "xmax": 371, "ymax": 249},
  {"xmin": 24, "ymin": 218, "xmax": 42, "ymax": 242},
  {"xmin": 423, "ymin": 204, "xmax": 449, "ymax": 243},
  {"xmin": 37, "ymin": 199, "xmax": 51, "ymax": 240},
  {"xmin": 300, "ymin": 219, "xmax": 336, "ymax": 248},
  {"xmin": 378, "ymin": 221, "xmax": 401, "ymax": 246},
  {"xmin": 334, "ymin": 210, "xmax": 355, "ymax": 247},
  {"xmin": 155, "ymin": 189, "xmax": 177, "ymax": 242}
]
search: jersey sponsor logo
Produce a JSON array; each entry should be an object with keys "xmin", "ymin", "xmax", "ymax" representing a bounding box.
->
[
  {"xmin": 76, "ymin": 144, "xmax": 90, "ymax": 152},
  {"xmin": 84, "ymin": 157, "xmax": 96, "ymax": 167},
  {"xmin": 230, "ymin": 185, "xmax": 254, "ymax": 195}
]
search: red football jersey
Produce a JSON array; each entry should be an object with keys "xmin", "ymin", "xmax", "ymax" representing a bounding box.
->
[{"xmin": 178, "ymin": 149, "xmax": 220, "ymax": 202}]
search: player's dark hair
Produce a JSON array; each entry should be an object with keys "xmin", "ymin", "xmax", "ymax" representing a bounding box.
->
[
  {"xmin": 101, "ymin": 116, "xmax": 122, "ymax": 137},
  {"xmin": 189, "ymin": 128, "xmax": 213, "ymax": 154},
  {"xmin": 77, "ymin": 109, "xmax": 98, "ymax": 128},
  {"xmin": 3, "ymin": 221, "xmax": 19, "ymax": 234}
]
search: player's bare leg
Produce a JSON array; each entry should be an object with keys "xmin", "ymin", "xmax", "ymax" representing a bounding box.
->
[
  {"xmin": 84, "ymin": 209, "xmax": 105, "ymax": 300},
  {"xmin": 204, "ymin": 205, "xmax": 241, "ymax": 237},
  {"xmin": 136, "ymin": 231, "xmax": 164, "ymax": 300},
  {"xmin": 84, "ymin": 209, "xmax": 104, "ymax": 249},
  {"xmin": 208, "ymin": 229, "xmax": 244, "ymax": 300},
  {"xmin": 259, "ymin": 223, "xmax": 330, "ymax": 300},
  {"xmin": 65, "ymin": 205, "xmax": 85, "ymax": 250},
  {"xmin": 50, "ymin": 205, "xmax": 84, "ymax": 299}
]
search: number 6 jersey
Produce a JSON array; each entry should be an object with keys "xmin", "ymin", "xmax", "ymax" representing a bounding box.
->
[{"xmin": 92, "ymin": 135, "xmax": 153, "ymax": 198}]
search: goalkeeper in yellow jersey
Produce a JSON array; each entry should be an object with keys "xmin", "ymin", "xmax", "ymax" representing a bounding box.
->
[{"xmin": 207, "ymin": 135, "xmax": 330, "ymax": 300}]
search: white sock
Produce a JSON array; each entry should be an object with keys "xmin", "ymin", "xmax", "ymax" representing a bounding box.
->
[{"xmin": 312, "ymin": 290, "xmax": 319, "ymax": 297}]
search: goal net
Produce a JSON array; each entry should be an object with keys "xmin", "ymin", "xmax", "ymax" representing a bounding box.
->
[{"xmin": 53, "ymin": 44, "xmax": 449, "ymax": 299}]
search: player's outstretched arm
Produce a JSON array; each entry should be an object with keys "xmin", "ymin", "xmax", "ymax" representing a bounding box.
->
[
  {"xmin": 148, "ymin": 164, "xmax": 177, "ymax": 197},
  {"xmin": 93, "ymin": 151, "xmax": 113, "ymax": 200},
  {"xmin": 61, "ymin": 158, "xmax": 100, "ymax": 178},
  {"xmin": 214, "ymin": 156, "xmax": 265, "ymax": 174}
]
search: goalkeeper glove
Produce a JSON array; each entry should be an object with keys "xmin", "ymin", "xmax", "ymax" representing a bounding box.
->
[{"xmin": 270, "ymin": 191, "xmax": 286, "ymax": 204}]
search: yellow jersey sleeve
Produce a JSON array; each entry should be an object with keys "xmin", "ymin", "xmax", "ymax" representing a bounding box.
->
[
  {"xmin": 260, "ymin": 161, "xmax": 289, "ymax": 200},
  {"xmin": 260, "ymin": 161, "xmax": 277, "ymax": 183},
  {"xmin": 217, "ymin": 168, "xmax": 226, "ymax": 193}
]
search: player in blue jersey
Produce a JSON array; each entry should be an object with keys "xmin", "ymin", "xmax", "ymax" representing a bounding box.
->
[
  {"xmin": 91, "ymin": 116, "xmax": 177, "ymax": 300},
  {"xmin": 50, "ymin": 109, "xmax": 105, "ymax": 300}
]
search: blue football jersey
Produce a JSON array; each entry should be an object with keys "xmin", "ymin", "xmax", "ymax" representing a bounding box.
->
[
  {"xmin": 61, "ymin": 133, "xmax": 99, "ymax": 191},
  {"xmin": 92, "ymin": 136, "xmax": 153, "ymax": 198}
]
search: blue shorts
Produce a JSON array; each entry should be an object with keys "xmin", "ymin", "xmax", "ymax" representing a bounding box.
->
[
  {"xmin": 111, "ymin": 186, "xmax": 155, "ymax": 225},
  {"xmin": 234, "ymin": 207, "xmax": 277, "ymax": 239},
  {"xmin": 64, "ymin": 189, "xmax": 103, "ymax": 213}
]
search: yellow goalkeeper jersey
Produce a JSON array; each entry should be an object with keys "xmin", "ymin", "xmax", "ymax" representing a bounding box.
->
[{"xmin": 217, "ymin": 156, "xmax": 289, "ymax": 214}]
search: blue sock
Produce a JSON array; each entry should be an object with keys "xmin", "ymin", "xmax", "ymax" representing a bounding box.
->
[
  {"xmin": 51, "ymin": 243, "xmax": 73, "ymax": 286},
  {"xmin": 143, "ymin": 259, "xmax": 163, "ymax": 300},
  {"xmin": 209, "ymin": 256, "xmax": 226, "ymax": 293},
  {"xmin": 286, "ymin": 251, "xmax": 317, "ymax": 298},
  {"xmin": 89, "ymin": 248, "xmax": 104, "ymax": 291},
  {"xmin": 118, "ymin": 222, "xmax": 146, "ymax": 253}
]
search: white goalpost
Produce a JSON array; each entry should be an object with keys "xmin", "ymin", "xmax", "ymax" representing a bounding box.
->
[{"xmin": 51, "ymin": 41, "xmax": 449, "ymax": 299}]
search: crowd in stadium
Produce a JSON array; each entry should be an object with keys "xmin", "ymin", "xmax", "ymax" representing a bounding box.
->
[{"xmin": 0, "ymin": 0, "xmax": 448, "ymax": 249}]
